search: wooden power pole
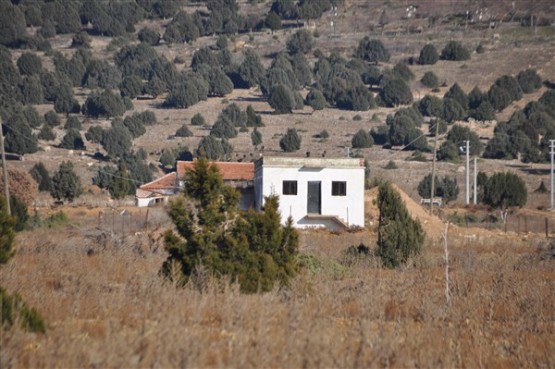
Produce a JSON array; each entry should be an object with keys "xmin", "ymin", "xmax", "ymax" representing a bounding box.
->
[{"xmin": 0, "ymin": 118, "xmax": 11, "ymax": 216}]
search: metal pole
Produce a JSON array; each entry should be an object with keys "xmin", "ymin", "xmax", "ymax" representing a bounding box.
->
[
  {"xmin": 430, "ymin": 120, "xmax": 439, "ymax": 215},
  {"xmin": 473, "ymin": 156, "xmax": 477, "ymax": 205},
  {"xmin": 0, "ymin": 118, "xmax": 11, "ymax": 215},
  {"xmin": 465, "ymin": 140, "xmax": 470, "ymax": 206},
  {"xmin": 550, "ymin": 140, "xmax": 554, "ymax": 210}
]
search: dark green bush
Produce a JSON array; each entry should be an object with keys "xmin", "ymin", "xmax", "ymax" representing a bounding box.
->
[
  {"xmin": 280, "ymin": 128, "xmax": 302, "ymax": 152},
  {"xmin": 376, "ymin": 182, "xmax": 424, "ymax": 268},
  {"xmin": 440, "ymin": 41, "xmax": 470, "ymax": 61},
  {"xmin": 418, "ymin": 44, "xmax": 439, "ymax": 65},
  {"xmin": 482, "ymin": 172, "xmax": 527, "ymax": 208},
  {"xmin": 356, "ymin": 37, "xmax": 390, "ymax": 63},
  {"xmin": 420, "ymin": 71, "xmax": 439, "ymax": 88},
  {"xmin": 351, "ymin": 129, "xmax": 374, "ymax": 148},
  {"xmin": 161, "ymin": 158, "xmax": 299, "ymax": 293}
]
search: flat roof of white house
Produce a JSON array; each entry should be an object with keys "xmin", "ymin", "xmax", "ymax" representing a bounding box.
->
[{"xmin": 255, "ymin": 156, "xmax": 364, "ymax": 169}]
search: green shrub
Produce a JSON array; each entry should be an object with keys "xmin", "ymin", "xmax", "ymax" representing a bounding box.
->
[
  {"xmin": 440, "ymin": 41, "xmax": 470, "ymax": 61},
  {"xmin": 421, "ymin": 71, "xmax": 439, "ymax": 88},
  {"xmin": 418, "ymin": 44, "xmax": 439, "ymax": 65},
  {"xmin": 59, "ymin": 129, "xmax": 85, "ymax": 150},
  {"xmin": 191, "ymin": 113, "xmax": 206, "ymax": 126},
  {"xmin": 279, "ymin": 128, "xmax": 302, "ymax": 152},
  {"xmin": 482, "ymin": 172, "xmax": 527, "ymax": 208},
  {"xmin": 384, "ymin": 160, "xmax": 397, "ymax": 169},
  {"xmin": 160, "ymin": 158, "xmax": 299, "ymax": 293},
  {"xmin": 417, "ymin": 174, "xmax": 459, "ymax": 203},
  {"xmin": 356, "ymin": 37, "xmax": 390, "ymax": 63},
  {"xmin": 176, "ymin": 125, "xmax": 193, "ymax": 137},
  {"xmin": 375, "ymin": 182, "xmax": 424, "ymax": 268},
  {"xmin": 351, "ymin": 129, "xmax": 373, "ymax": 148}
]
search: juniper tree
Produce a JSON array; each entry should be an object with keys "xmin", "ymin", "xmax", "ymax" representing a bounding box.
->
[
  {"xmin": 50, "ymin": 161, "xmax": 82, "ymax": 202},
  {"xmin": 30, "ymin": 162, "xmax": 52, "ymax": 192},
  {"xmin": 251, "ymin": 127, "xmax": 262, "ymax": 147},
  {"xmin": 376, "ymin": 182, "xmax": 424, "ymax": 268},
  {"xmin": 280, "ymin": 128, "xmax": 301, "ymax": 152},
  {"xmin": 161, "ymin": 157, "xmax": 299, "ymax": 293}
]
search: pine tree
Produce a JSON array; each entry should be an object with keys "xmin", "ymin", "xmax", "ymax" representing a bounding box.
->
[{"xmin": 376, "ymin": 182, "xmax": 424, "ymax": 268}]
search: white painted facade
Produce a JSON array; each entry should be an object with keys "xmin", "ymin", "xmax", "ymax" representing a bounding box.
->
[{"xmin": 255, "ymin": 157, "xmax": 365, "ymax": 230}]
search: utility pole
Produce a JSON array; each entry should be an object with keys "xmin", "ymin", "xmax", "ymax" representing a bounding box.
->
[
  {"xmin": 0, "ymin": 118, "xmax": 11, "ymax": 216},
  {"xmin": 550, "ymin": 140, "xmax": 555, "ymax": 210},
  {"xmin": 430, "ymin": 120, "xmax": 440, "ymax": 215},
  {"xmin": 465, "ymin": 140, "xmax": 470, "ymax": 206},
  {"xmin": 473, "ymin": 157, "xmax": 477, "ymax": 205}
]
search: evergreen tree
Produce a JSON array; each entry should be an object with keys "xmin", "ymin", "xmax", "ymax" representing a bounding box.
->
[
  {"xmin": 279, "ymin": 128, "xmax": 301, "ymax": 152},
  {"xmin": 246, "ymin": 105, "xmax": 263, "ymax": 127},
  {"xmin": 161, "ymin": 157, "xmax": 299, "ymax": 293},
  {"xmin": 30, "ymin": 162, "xmax": 52, "ymax": 192},
  {"xmin": 191, "ymin": 113, "xmax": 206, "ymax": 126},
  {"xmin": 356, "ymin": 37, "xmax": 390, "ymax": 63},
  {"xmin": 251, "ymin": 128, "xmax": 262, "ymax": 147},
  {"xmin": 440, "ymin": 41, "xmax": 470, "ymax": 61},
  {"xmin": 0, "ymin": 196, "xmax": 15, "ymax": 264},
  {"xmin": 109, "ymin": 164, "xmax": 133, "ymax": 199},
  {"xmin": 286, "ymin": 29, "xmax": 314, "ymax": 55},
  {"xmin": 420, "ymin": 71, "xmax": 439, "ymax": 89},
  {"xmin": 376, "ymin": 182, "xmax": 424, "ymax": 268},
  {"xmin": 269, "ymin": 84, "xmax": 296, "ymax": 114},
  {"xmin": 175, "ymin": 125, "xmax": 193, "ymax": 137},
  {"xmin": 482, "ymin": 172, "xmax": 527, "ymax": 208},
  {"xmin": 517, "ymin": 68, "xmax": 542, "ymax": 93},
  {"xmin": 351, "ymin": 129, "xmax": 373, "ymax": 148},
  {"xmin": 417, "ymin": 174, "xmax": 459, "ymax": 203},
  {"xmin": 59, "ymin": 129, "xmax": 85, "ymax": 150},
  {"xmin": 238, "ymin": 49, "xmax": 265, "ymax": 88},
  {"xmin": 265, "ymin": 11, "xmax": 282, "ymax": 33},
  {"xmin": 50, "ymin": 161, "xmax": 82, "ymax": 202},
  {"xmin": 306, "ymin": 88, "xmax": 326, "ymax": 110},
  {"xmin": 418, "ymin": 44, "xmax": 439, "ymax": 65}
]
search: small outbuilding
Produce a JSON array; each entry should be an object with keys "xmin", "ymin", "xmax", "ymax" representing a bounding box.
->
[
  {"xmin": 254, "ymin": 156, "xmax": 365, "ymax": 230},
  {"xmin": 136, "ymin": 161, "xmax": 255, "ymax": 208}
]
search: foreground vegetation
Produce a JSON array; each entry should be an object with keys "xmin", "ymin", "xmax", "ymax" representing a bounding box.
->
[{"xmin": 1, "ymin": 209, "xmax": 553, "ymax": 367}]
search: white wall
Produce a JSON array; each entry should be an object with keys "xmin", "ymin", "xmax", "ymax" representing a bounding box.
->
[{"xmin": 255, "ymin": 164, "xmax": 365, "ymax": 228}]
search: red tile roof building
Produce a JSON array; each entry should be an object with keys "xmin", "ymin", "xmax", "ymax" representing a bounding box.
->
[{"xmin": 136, "ymin": 161, "xmax": 254, "ymax": 207}]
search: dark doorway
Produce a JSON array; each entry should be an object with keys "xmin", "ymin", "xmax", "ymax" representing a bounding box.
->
[{"xmin": 307, "ymin": 181, "xmax": 321, "ymax": 214}]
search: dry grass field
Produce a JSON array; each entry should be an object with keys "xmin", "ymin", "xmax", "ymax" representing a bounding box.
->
[
  {"xmin": 3, "ymin": 1, "xmax": 555, "ymax": 367},
  {"xmin": 1, "ymin": 203, "xmax": 554, "ymax": 368}
]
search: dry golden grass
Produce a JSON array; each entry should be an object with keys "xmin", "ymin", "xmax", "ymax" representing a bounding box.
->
[{"xmin": 1, "ymin": 207, "xmax": 554, "ymax": 368}]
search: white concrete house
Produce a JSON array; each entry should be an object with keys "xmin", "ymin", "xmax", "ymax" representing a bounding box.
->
[{"xmin": 254, "ymin": 157, "xmax": 365, "ymax": 230}]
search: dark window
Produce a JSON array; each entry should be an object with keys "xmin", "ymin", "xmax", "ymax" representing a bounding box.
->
[
  {"xmin": 332, "ymin": 181, "xmax": 347, "ymax": 196},
  {"xmin": 282, "ymin": 180, "xmax": 298, "ymax": 195}
]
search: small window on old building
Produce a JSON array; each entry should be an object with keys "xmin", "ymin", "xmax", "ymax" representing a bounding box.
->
[
  {"xmin": 332, "ymin": 181, "xmax": 347, "ymax": 196},
  {"xmin": 282, "ymin": 180, "xmax": 298, "ymax": 195}
]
